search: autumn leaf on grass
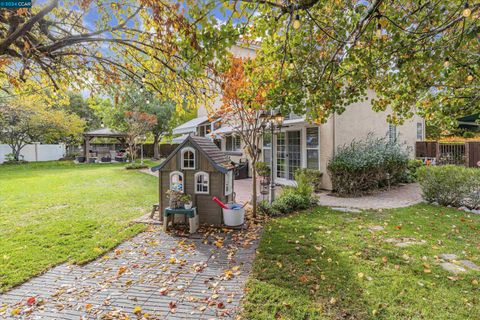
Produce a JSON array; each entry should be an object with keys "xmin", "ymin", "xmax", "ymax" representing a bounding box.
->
[
  {"xmin": 382, "ymin": 256, "xmax": 388, "ymax": 263},
  {"xmin": 276, "ymin": 261, "xmax": 283, "ymax": 269},
  {"xmin": 394, "ymin": 225, "xmax": 402, "ymax": 230},
  {"xmin": 423, "ymin": 264, "xmax": 432, "ymax": 273},
  {"xmin": 299, "ymin": 275, "xmax": 308, "ymax": 283},
  {"xmin": 357, "ymin": 272, "xmax": 365, "ymax": 279},
  {"xmin": 117, "ymin": 266, "xmax": 127, "ymax": 276}
]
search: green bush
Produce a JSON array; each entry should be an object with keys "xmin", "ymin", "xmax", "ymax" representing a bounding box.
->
[
  {"xmin": 417, "ymin": 165, "xmax": 480, "ymax": 208},
  {"xmin": 404, "ymin": 159, "xmax": 424, "ymax": 182},
  {"xmin": 272, "ymin": 192, "xmax": 310, "ymax": 214},
  {"xmin": 125, "ymin": 163, "xmax": 149, "ymax": 170},
  {"xmin": 327, "ymin": 135, "xmax": 409, "ymax": 196},
  {"xmin": 295, "ymin": 168, "xmax": 323, "ymax": 192},
  {"xmin": 255, "ymin": 161, "xmax": 271, "ymax": 177}
]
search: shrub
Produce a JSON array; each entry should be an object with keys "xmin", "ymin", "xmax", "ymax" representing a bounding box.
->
[
  {"xmin": 417, "ymin": 165, "xmax": 480, "ymax": 208},
  {"xmin": 255, "ymin": 161, "xmax": 271, "ymax": 177},
  {"xmin": 125, "ymin": 163, "xmax": 149, "ymax": 170},
  {"xmin": 404, "ymin": 159, "xmax": 424, "ymax": 182},
  {"xmin": 295, "ymin": 168, "xmax": 323, "ymax": 192},
  {"xmin": 293, "ymin": 170, "xmax": 314, "ymax": 199},
  {"xmin": 327, "ymin": 135, "xmax": 409, "ymax": 196},
  {"xmin": 272, "ymin": 192, "xmax": 310, "ymax": 214}
]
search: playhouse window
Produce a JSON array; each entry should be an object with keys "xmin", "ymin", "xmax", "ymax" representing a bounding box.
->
[
  {"xmin": 181, "ymin": 147, "xmax": 195, "ymax": 169},
  {"xmin": 225, "ymin": 171, "xmax": 233, "ymax": 195},
  {"xmin": 195, "ymin": 171, "xmax": 209, "ymax": 194},
  {"xmin": 170, "ymin": 171, "xmax": 184, "ymax": 192}
]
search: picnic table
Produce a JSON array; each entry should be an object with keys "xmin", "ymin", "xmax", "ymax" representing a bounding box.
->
[{"xmin": 163, "ymin": 207, "xmax": 199, "ymax": 234}]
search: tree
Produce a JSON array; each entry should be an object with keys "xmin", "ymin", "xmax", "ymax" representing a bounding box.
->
[
  {"xmin": 210, "ymin": 57, "xmax": 271, "ymax": 217},
  {"xmin": 0, "ymin": 0, "xmax": 235, "ymax": 109},
  {"xmin": 63, "ymin": 92, "xmax": 102, "ymax": 130},
  {"xmin": 145, "ymin": 101, "xmax": 176, "ymax": 159},
  {"xmin": 124, "ymin": 111, "xmax": 157, "ymax": 163},
  {"xmin": 0, "ymin": 97, "xmax": 85, "ymax": 161},
  {"xmin": 208, "ymin": 0, "xmax": 479, "ymax": 129}
]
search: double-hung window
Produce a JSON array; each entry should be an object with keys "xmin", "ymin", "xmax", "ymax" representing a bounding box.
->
[
  {"xmin": 195, "ymin": 172, "xmax": 209, "ymax": 194},
  {"xmin": 226, "ymin": 135, "xmax": 241, "ymax": 151},
  {"xmin": 306, "ymin": 127, "xmax": 319, "ymax": 169}
]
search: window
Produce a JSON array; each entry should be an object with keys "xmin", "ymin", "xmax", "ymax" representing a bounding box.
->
[
  {"xmin": 170, "ymin": 171, "xmax": 184, "ymax": 192},
  {"xmin": 263, "ymin": 133, "xmax": 272, "ymax": 165},
  {"xmin": 181, "ymin": 147, "xmax": 195, "ymax": 169},
  {"xmin": 388, "ymin": 124, "xmax": 397, "ymax": 143},
  {"xmin": 226, "ymin": 135, "xmax": 241, "ymax": 151},
  {"xmin": 306, "ymin": 127, "xmax": 319, "ymax": 169},
  {"xmin": 198, "ymin": 124, "xmax": 211, "ymax": 137},
  {"xmin": 417, "ymin": 122, "xmax": 423, "ymax": 140},
  {"xmin": 195, "ymin": 172, "xmax": 209, "ymax": 194},
  {"xmin": 225, "ymin": 171, "xmax": 233, "ymax": 195}
]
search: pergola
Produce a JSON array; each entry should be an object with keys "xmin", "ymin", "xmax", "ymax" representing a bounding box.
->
[{"xmin": 83, "ymin": 128, "xmax": 128, "ymax": 161}]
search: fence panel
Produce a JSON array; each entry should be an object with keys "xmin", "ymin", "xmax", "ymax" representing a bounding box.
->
[
  {"xmin": 466, "ymin": 142, "xmax": 480, "ymax": 168},
  {"xmin": 0, "ymin": 144, "xmax": 66, "ymax": 163},
  {"xmin": 438, "ymin": 143, "xmax": 466, "ymax": 165},
  {"xmin": 415, "ymin": 141, "xmax": 437, "ymax": 158}
]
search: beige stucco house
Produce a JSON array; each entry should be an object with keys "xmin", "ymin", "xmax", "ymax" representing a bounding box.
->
[{"xmin": 171, "ymin": 44, "xmax": 425, "ymax": 190}]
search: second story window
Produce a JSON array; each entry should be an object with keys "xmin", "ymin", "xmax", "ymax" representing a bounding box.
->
[
  {"xmin": 181, "ymin": 147, "xmax": 195, "ymax": 169},
  {"xmin": 226, "ymin": 135, "xmax": 241, "ymax": 151}
]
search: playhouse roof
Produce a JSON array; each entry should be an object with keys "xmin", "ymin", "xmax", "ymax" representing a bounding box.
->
[{"xmin": 151, "ymin": 134, "xmax": 234, "ymax": 173}]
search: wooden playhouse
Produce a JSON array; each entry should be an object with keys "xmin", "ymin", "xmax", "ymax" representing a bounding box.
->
[{"xmin": 151, "ymin": 134, "xmax": 235, "ymax": 225}]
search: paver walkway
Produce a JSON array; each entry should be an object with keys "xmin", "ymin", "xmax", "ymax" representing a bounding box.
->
[
  {"xmin": 317, "ymin": 183, "xmax": 422, "ymax": 209},
  {"xmin": 0, "ymin": 225, "xmax": 260, "ymax": 319}
]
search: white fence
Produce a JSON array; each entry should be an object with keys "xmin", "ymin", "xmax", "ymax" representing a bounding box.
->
[{"xmin": 0, "ymin": 144, "xmax": 66, "ymax": 164}]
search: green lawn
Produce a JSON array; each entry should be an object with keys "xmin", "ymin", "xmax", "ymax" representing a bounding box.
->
[
  {"xmin": 243, "ymin": 204, "xmax": 480, "ymax": 319},
  {"xmin": 0, "ymin": 161, "xmax": 157, "ymax": 292}
]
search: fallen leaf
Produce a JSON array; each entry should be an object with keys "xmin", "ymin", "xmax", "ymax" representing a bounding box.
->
[
  {"xmin": 357, "ymin": 272, "xmax": 364, "ymax": 279},
  {"xmin": 133, "ymin": 305, "xmax": 142, "ymax": 314},
  {"xmin": 472, "ymin": 279, "xmax": 479, "ymax": 285},
  {"xmin": 169, "ymin": 301, "xmax": 177, "ymax": 310},
  {"xmin": 27, "ymin": 297, "xmax": 36, "ymax": 306},
  {"xmin": 117, "ymin": 266, "xmax": 127, "ymax": 276},
  {"xmin": 329, "ymin": 297, "xmax": 337, "ymax": 305},
  {"xmin": 299, "ymin": 275, "xmax": 308, "ymax": 283},
  {"xmin": 276, "ymin": 261, "xmax": 283, "ymax": 268},
  {"xmin": 382, "ymin": 256, "xmax": 388, "ymax": 263},
  {"xmin": 85, "ymin": 303, "xmax": 93, "ymax": 312},
  {"xmin": 217, "ymin": 302, "xmax": 225, "ymax": 309},
  {"xmin": 11, "ymin": 308, "xmax": 21, "ymax": 315}
]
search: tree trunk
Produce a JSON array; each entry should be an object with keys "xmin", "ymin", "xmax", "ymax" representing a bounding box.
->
[{"xmin": 153, "ymin": 134, "xmax": 160, "ymax": 159}]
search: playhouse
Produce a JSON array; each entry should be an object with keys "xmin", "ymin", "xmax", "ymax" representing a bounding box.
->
[{"xmin": 151, "ymin": 134, "xmax": 235, "ymax": 225}]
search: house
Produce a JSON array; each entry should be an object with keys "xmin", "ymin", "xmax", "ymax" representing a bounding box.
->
[
  {"xmin": 458, "ymin": 114, "xmax": 479, "ymax": 132},
  {"xmin": 151, "ymin": 134, "xmax": 235, "ymax": 225},
  {"xmin": 171, "ymin": 44, "xmax": 425, "ymax": 190}
]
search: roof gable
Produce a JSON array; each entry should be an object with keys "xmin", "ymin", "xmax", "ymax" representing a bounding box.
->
[{"xmin": 151, "ymin": 135, "xmax": 234, "ymax": 173}]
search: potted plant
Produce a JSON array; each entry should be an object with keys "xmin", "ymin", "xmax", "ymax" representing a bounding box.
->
[
  {"xmin": 181, "ymin": 194, "xmax": 193, "ymax": 209},
  {"xmin": 166, "ymin": 190, "xmax": 183, "ymax": 209}
]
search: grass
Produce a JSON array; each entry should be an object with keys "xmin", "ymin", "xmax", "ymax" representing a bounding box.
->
[
  {"xmin": 0, "ymin": 161, "xmax": 157, "ymax": 292},
  {"xmin": 243, "ymin": 204, "xmax": 480, "ymax": 319}
]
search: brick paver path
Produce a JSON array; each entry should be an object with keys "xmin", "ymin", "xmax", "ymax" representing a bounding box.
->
[
  {"xmin": 0, "ymin": 225, "xmax": 260, "ymax": 319},
  {"xmin": 317, "ymin": 183, "xmax": 422, "ymax": 209}
]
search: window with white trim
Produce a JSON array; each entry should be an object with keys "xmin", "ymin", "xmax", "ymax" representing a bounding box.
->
[
  {"xmin": 225, "ymin": 171, "xmax": 233, "ymax": 195},
  {"xmin": 170, "ymin": 171, "xmax": 184, "ymax": 192},
  {"xmin": 181, "ymin": 147, "xmax": 195, "ymax": 169},
  {"xmin": 226, "ymin": 135, "xmax": 241, "ymax": 151},
  {"xmin": 416, "ymin": 122, "xmax": 423, "ymax": 140},
  {"xmin": 388, "ymin": 124, "xmax": 397, "ymax": 143},
  {"xmin": 195, "ymin": 171, "xmax": 209, "ymax": 194},
  {"xmin": 306, "ymin": 127, "xmax": 319, "ymax": 169}
]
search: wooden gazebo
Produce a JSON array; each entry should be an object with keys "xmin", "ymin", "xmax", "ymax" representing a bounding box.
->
[{"xmin": 83, "ymin": 128, "xmax": 128, "ymax": 161}]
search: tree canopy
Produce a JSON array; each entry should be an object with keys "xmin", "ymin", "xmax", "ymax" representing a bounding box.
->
[{"xmin": 1, "ymin": 0, "xmax": 478, "ymax": 129}]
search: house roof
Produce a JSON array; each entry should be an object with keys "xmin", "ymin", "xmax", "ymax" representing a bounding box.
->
[
  {"xmin": 151, "ymin": 134, "xmax": 234, "ymax": 173},
  {"xmin": 172, "ymin": 116, "xmax": 209, "ymax": 135},
  {"xmin": 84, "ymin": 128, "xmax": 127, "ymax": 137}
]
